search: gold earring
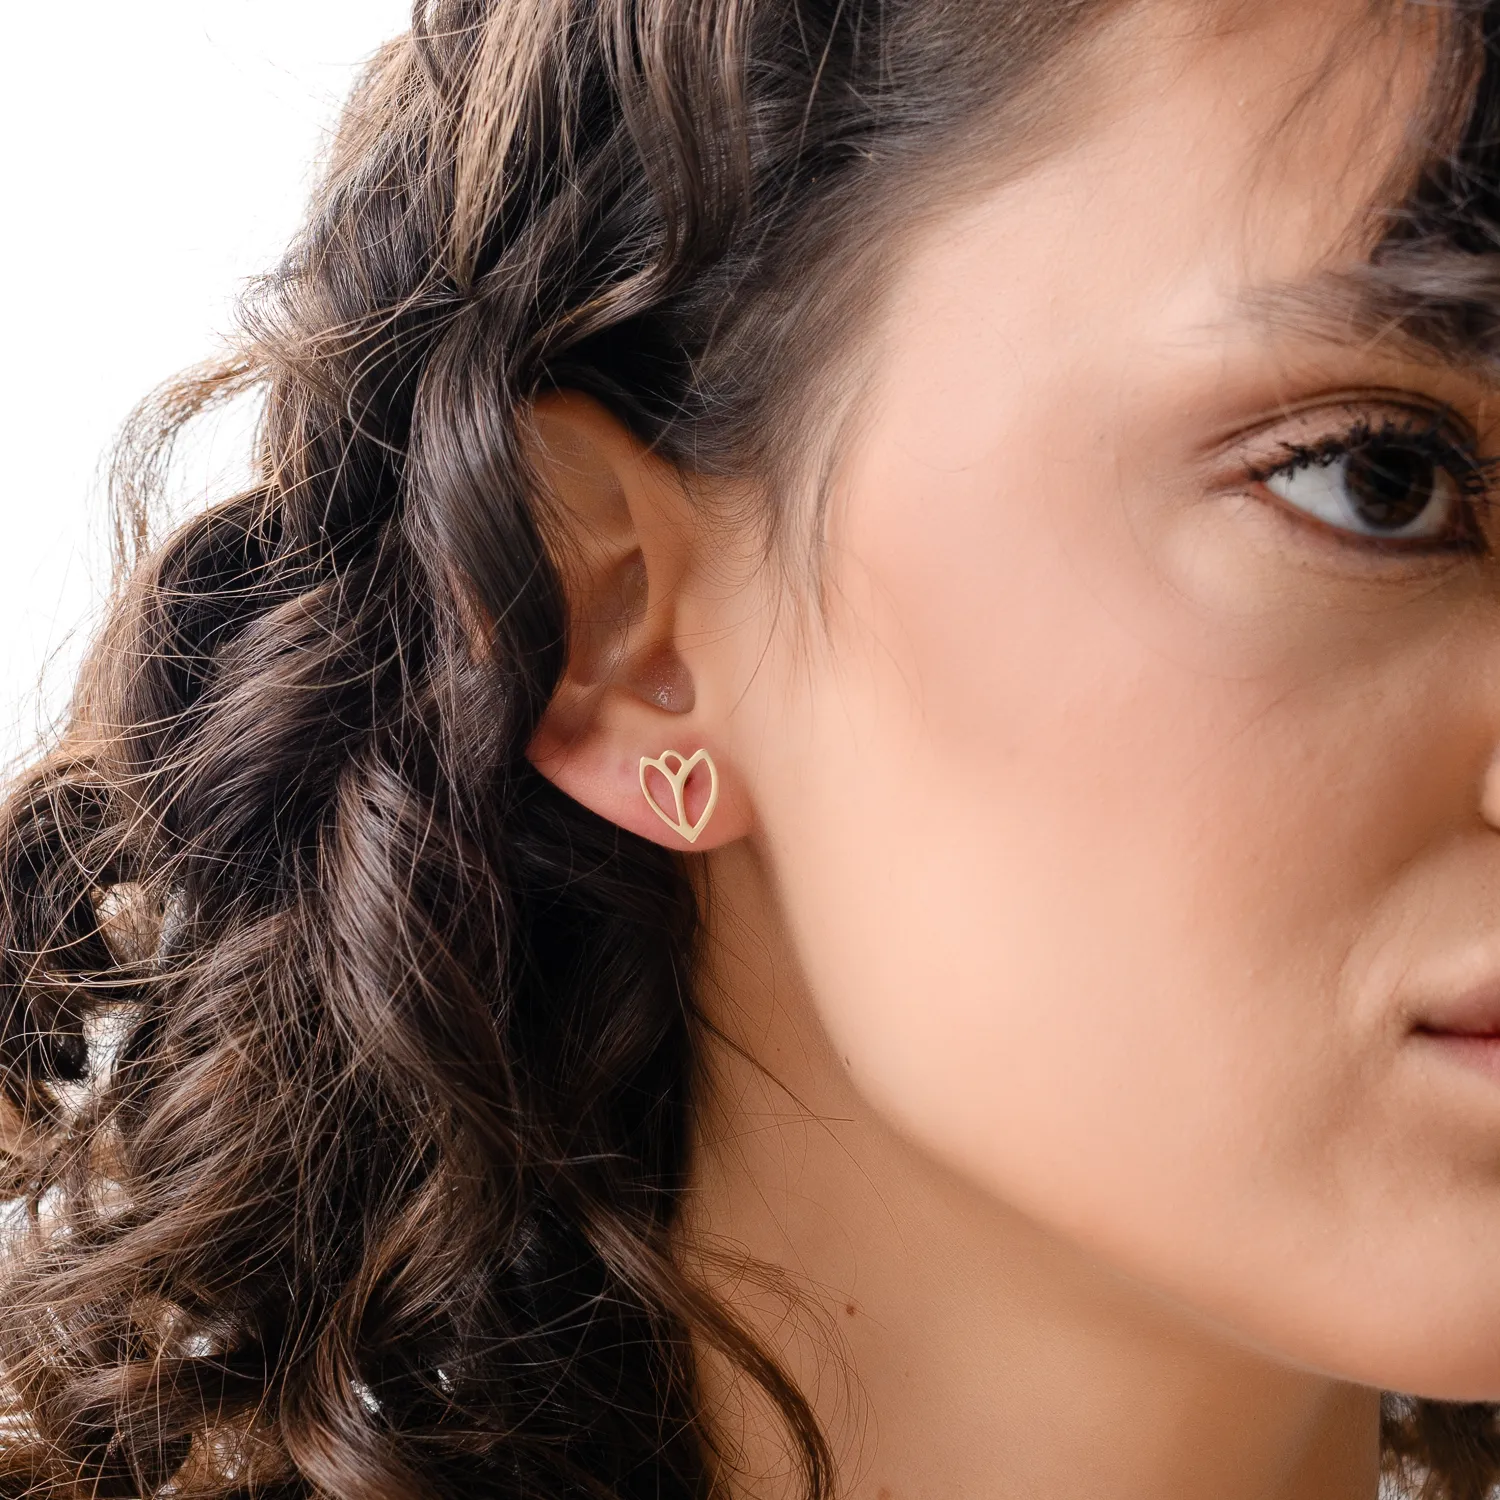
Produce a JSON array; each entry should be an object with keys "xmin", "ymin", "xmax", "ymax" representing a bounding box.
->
[{"xmin": 639, "ymin": 749, "xmax": 720, "ymax": 844}]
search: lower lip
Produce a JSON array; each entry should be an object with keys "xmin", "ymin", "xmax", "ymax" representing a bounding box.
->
[{"xmin": 1416, "ymin": 1030, "xmax": 1500, "ymax": 1082}]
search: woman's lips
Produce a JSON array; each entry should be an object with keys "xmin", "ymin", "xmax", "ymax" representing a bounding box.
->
[
  {"xmin": 1417, "ymin": 983, "xmax": 1500, "ymax": 1039},
  {"xmin": 1413, "ymin": 986, "xmax": 1500, "ymax": 1081},
  {"xmin": 1415, "ymin": 1032, "xmax": 1500, "ymax": 1084}
]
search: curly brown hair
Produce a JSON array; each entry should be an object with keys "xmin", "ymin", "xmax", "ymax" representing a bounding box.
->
[{"xmin": 2, "ymin": 2, "xmax": 1500, "ymax": 1497}]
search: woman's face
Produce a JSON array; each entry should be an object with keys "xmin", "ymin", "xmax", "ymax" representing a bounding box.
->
[{"xmin": 696, "ymin": 0, "xmax": 1500, "ymax": 1398}]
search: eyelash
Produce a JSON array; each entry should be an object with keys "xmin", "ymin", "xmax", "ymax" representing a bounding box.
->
[{"xmin": 1244, "ymin": 410, "xmax": 1498, "ymax": 557}]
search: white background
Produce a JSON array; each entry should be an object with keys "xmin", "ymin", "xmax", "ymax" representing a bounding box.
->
[{"xmin": 0, "ymin": 1, "xmax": 411, "ymax": 770}]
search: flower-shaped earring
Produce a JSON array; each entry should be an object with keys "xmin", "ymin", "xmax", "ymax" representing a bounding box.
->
[{"xmin": 639, "ymin": 749, "xmax": 719, "ymax": 844}]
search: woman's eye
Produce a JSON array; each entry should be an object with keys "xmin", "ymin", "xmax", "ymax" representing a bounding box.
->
[{"xmin": 1258, "ymin": 427, "xmax": 1482, "ymax": 548}]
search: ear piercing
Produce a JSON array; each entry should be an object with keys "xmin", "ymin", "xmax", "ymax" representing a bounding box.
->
[{"xmin": 639, "ymin": 749, "xmax": 719, "ymax": 844}]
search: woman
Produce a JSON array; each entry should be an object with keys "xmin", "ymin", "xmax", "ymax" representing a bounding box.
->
[{"xmin": 2, "ymin": 0, "xmax": 1500, "ymax": 1495}]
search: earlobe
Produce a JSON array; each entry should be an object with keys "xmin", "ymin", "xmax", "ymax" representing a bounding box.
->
[{"xmin": 528, "ymin": 718, "xmax": 749, "ymax": 851}]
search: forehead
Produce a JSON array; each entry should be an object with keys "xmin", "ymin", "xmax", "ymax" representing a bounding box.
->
[
  {"xmin": 1062, "ymin": 0, "xmax": 1441, "ymax": 274},
  {"xmin": 842, "ymin": 1, "xmax": 1478, "ymax": 469},
  {"xmin": 766, "ymin": 0, "xmax": 1480, "ymax": 528}
]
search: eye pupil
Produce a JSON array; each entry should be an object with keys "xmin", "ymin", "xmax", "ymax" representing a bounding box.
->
[{"xmin": 1344, "ymin": 443, "xmax": 1440, "ymax": 531}]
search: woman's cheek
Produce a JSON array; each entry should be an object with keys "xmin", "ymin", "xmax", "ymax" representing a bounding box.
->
[
  {"xmin": 760, "ymin": 455, "xmax": 1210, "ymax": 1127},
  {"xmin": 746, "ymin": 417, "xmax": 1444, "ymax": 1286}
]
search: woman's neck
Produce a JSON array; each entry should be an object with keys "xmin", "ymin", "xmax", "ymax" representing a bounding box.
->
[{"xmin": 680, "ymin": 841, "xmax": 1381, "ymax": 1500}]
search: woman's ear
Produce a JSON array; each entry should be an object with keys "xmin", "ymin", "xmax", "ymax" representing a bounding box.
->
[{"xmin": 522, "ymin": 391, "xmax": 753, "ymax": 850}]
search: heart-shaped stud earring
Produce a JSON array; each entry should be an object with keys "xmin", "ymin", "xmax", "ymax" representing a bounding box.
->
[{"xmin": 639, "ymin": 749, "xmax": 720, "ymax": 845}]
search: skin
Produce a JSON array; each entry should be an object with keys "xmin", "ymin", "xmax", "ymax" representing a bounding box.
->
[{"xmin": 526, "ymin": 1, "xmax": 1500, "ymax": 1495}]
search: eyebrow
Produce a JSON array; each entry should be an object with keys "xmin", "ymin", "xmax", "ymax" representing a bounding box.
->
[{"xmin": 1242, "ymin": 246, "xmax": 1500, "ymax": 373}]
